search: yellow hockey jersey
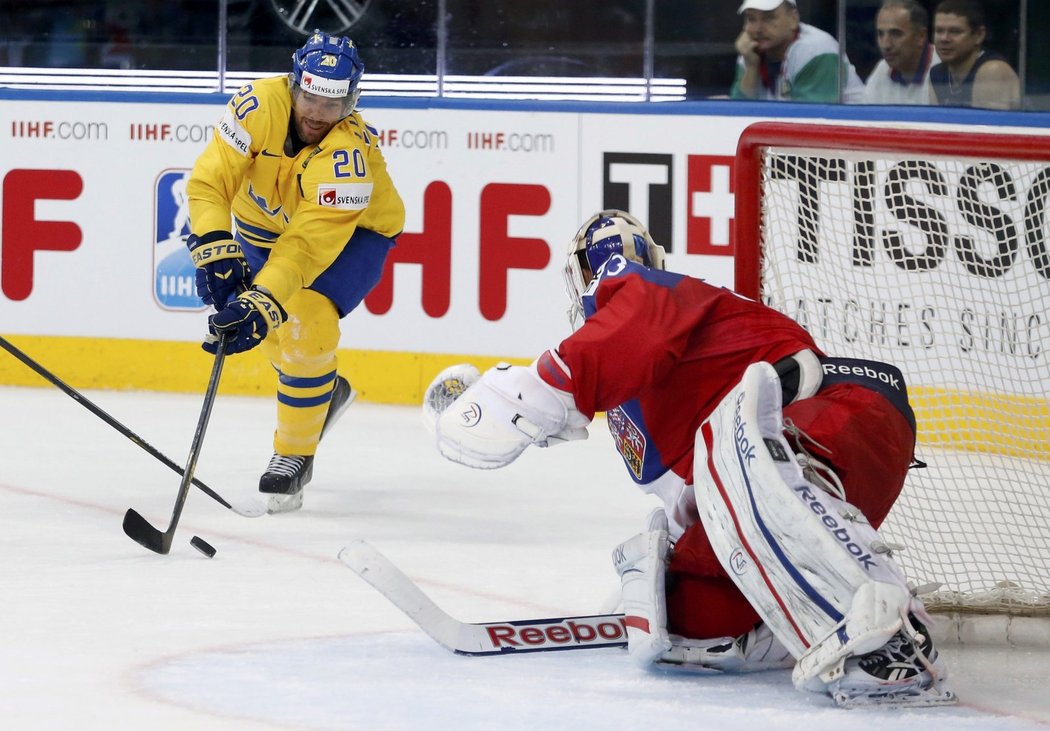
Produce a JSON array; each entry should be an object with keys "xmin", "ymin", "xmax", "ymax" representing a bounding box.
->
[{"xmin": 187, "ymin": 75, "xmax": 405, "ymax": 306}]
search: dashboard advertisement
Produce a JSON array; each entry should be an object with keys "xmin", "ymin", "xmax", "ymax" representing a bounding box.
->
[
  {"xmin": 0, "ymin": 96, "xmax": 751, "ymax": 360},
  {"xmin": 2, "ymin": 93, "xmax": 1040, "ymax": 399}
]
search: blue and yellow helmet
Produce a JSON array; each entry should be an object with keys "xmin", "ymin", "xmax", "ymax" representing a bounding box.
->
[{"xmin": 290, "ymin": 32, "xmax": 365, "ymax": 115}]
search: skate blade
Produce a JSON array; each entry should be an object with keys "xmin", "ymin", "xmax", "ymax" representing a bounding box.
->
[
  {"xmin": 833, "ymin": 683, "xmax": 957, "ymax": 708},
  {"xmin": 267, "ymin": 491, "xmax": 303, "ymax": 514}
]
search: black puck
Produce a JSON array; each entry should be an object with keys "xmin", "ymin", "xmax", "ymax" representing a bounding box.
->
[{"xmin": 190, "ymin": 535, "xmax": 217, "ymax": 558}]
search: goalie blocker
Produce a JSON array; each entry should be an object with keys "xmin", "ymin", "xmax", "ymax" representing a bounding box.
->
[{"xmin": 691, "ymin": 360, "xmax": 954, "ymax": 707}]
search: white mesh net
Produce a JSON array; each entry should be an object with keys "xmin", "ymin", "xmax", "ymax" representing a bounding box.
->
[{"xmin": 751, "ymin": 134, "xmax": 1050, "ymax": 616}]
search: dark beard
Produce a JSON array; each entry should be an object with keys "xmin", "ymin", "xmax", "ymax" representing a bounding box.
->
[{"xmin": 285, "ymin": 112, "xmax": 307, "ymax": 156}]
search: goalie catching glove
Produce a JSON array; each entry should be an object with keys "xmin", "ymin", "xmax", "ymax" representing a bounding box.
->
[
  {"xmin": 203, "ymin": 286, "xmax": 287, "ymax": 354},
  {"xmin": 187, "ymin": 231, "xmax": 252, "ymax": 309},
  {"xmin": 422, "ymin": 363, "xmax": 482, "ymax": 434},
  {"xmin": 433, "ymin": 355, "xmax": 590, "ymax": 469}
]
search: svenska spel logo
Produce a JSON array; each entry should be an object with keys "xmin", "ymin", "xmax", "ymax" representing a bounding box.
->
[{"xmin": 153, "ymin": 169, "xmax": 204, "ymax": 311}]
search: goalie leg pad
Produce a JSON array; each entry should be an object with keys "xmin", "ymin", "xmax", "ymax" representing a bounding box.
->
[
  {"xmin": 655, "ymin": 622, "xmax": 794, "ymax": 674},
  {"xmin": 693, "ymin": 362, "xmax": 915, "ymax": 687},
  {"xmin": 612, "ymin": 509, "xmax": 673, "ymax": 667},
  {"xmin": 613, "ymin": 506, "xmax": 795, "ymax": 675}
]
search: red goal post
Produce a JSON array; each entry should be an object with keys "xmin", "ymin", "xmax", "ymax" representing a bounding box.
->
[{"xmin": 733, "ymin": 122, "xmax": 1050, "ymax": 641}]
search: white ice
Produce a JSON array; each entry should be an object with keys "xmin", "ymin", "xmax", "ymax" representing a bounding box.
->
[{"xmin": 2, "ymin": 384, "xmax": 1048, "ymax": 730}]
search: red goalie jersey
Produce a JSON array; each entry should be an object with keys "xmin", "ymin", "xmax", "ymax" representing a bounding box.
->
[{"xmin": 538, "ymin": 257, "xmax": 916, "ymax": 640}]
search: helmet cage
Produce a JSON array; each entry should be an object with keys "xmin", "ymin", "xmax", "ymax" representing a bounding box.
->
[{"xmin": 564, "ymin": 209, "xmax": 666, "ymax": 329}]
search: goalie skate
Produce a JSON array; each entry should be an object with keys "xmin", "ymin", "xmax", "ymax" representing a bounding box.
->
[{"xmin": 828, "ymin": 615, "xmax": 956, "ymax": 708}]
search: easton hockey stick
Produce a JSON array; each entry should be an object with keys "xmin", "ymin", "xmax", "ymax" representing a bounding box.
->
[
  {"xmin": 0, "ymin": 335, "xmax": 265, "ymax": 518},
  {"xmin": 123, "ymin": 335, "xmax": 229, "ymax": 554},
  {"xmin": 338, "ymin": 539, "xmax": 628, "ymax": 655}
]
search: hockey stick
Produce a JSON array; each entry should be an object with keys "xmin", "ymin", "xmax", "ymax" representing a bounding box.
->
[
  {"xmin": 122, "ymin": 335, "xmax": 229, "ymax": 554},
  {"xmin": 338, "ymin": 539, "xmax": 628, "ymax": 655},
  {"xmin": 0, "ymin": 335, "xmax": 265, "ymax": 518}
]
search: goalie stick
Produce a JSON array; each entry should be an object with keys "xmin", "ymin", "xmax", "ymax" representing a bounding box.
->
[
  {"xmin": 0, "ymin": 335, "xmax": 265, "ymax": 518},
  {"xmin": 123, "ymin": 335, "xmax": 228, "ymax": 554},
  {"xmin": 338, "ymin": 539, "xmax": 628, "ymax": 655}
]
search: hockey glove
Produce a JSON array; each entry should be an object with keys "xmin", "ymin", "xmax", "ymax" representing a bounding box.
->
[
  {"xmin": 422, "ymin": 363, "xmax": 482, "ymax": 434},
  {"xmin": 188, "ymin": 231, "xmax": 252, "ymax": 309},
  {"xmin": 203, "ymin": 286, "xmax": 287, "ymax": 354},
  {"xmin": 434, "ymin": 362, "xmax": 588, "ymax": 469}
]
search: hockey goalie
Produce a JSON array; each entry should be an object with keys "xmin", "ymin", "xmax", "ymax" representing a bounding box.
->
[{"xmin": 425, "ymin": 210, "xmax": 956, "ymax": 708}]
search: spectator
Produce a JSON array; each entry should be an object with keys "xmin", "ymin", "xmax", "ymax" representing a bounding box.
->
[
  {"xmin": 863, "ymin": 0, "xmax": 940, "ymax": 105},
  {"xmin": 929, "ymin": 0, "xmax": 1020, "ymax": 109},
  {"xmin": 731, "ymin": 0, "xmax": 864, "ymax": 103}
]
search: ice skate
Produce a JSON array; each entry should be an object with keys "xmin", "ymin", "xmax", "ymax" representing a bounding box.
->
[
  {"xmin": 260, "ymin": 453, "xmax": 313, "ymax": 493},
  {"xmin": 828, "ymin": 614, "xmax": 956, "ymax": 708},
  {"xmin": 260, "ymin": 453, "xmax": 312, "ymax": 514},
  {"xmin": 263, "ymin": 376, "xmax": 354, "ymax": 514}
]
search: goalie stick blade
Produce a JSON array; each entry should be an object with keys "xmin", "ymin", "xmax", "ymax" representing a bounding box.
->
[
  {"xmin": 338, "ymin": 540, "xmax": 629, "ymax": 656},
  {"xmin": 122, "ymin": 508, "xmax": 173, "ymax": 555},
  {"xmin": 339, "ymin": 540, "xmax": 462, "ymax": 652}
]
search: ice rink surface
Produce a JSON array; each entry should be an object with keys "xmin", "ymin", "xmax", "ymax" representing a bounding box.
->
[{"xmin": 2, "ymin": 383, "xmax": 1048, "ymax": 730}]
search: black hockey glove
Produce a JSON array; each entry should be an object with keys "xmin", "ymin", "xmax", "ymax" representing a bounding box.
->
[
  {"xmin": 187, "ymin": 231, "xmax": 252, "ymax": 309},
  {"xmin": 203, "ymin": 287, "xmax": 286, "ymax": 354}
]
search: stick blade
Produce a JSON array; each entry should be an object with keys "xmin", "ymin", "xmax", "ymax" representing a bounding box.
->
[
  {"xmin": 338, "ymin": 538, "xmax": 383, "ymax": 575},
  {"xmin": 228, "ymin": 497, "xmax": 268, "ymax": 518},
  {"xmin": 338, "ymin": 540, "xmax": 462, "ymax": 651},
  {"xmin": 122, "ymin": 508, "xmax": 172, "ymax": 554}
]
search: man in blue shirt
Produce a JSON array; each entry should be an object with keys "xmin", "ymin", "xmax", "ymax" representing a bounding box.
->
[{"xmin": 928, "ymin": 0, "xmax": 1019, "ymax": 109}]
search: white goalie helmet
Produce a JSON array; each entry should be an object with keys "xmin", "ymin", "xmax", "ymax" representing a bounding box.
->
[{"xmin": 564, "ymin": 209, "xmax": 666, "ymax": 329}]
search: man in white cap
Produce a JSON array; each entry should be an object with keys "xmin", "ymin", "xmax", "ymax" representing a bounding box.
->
[{"xmin": 731, "ymin": 0, "xmax": 864, "ymax": 103}]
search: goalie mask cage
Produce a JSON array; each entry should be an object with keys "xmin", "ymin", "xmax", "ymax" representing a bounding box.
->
[{"xmin": 735, "ymin": 122, "xmax": 1050, "ymax": 631}]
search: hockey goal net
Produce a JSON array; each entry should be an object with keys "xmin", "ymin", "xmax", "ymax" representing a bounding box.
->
[{"xmin": 735, "ymin": 122, "xmax": 1050, "ymax": 632}]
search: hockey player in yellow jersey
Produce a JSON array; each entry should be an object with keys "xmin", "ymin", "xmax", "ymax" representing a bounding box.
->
[{"xmin": 186, "ymin": 32, "xmax": 405, "ymax": 513}]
